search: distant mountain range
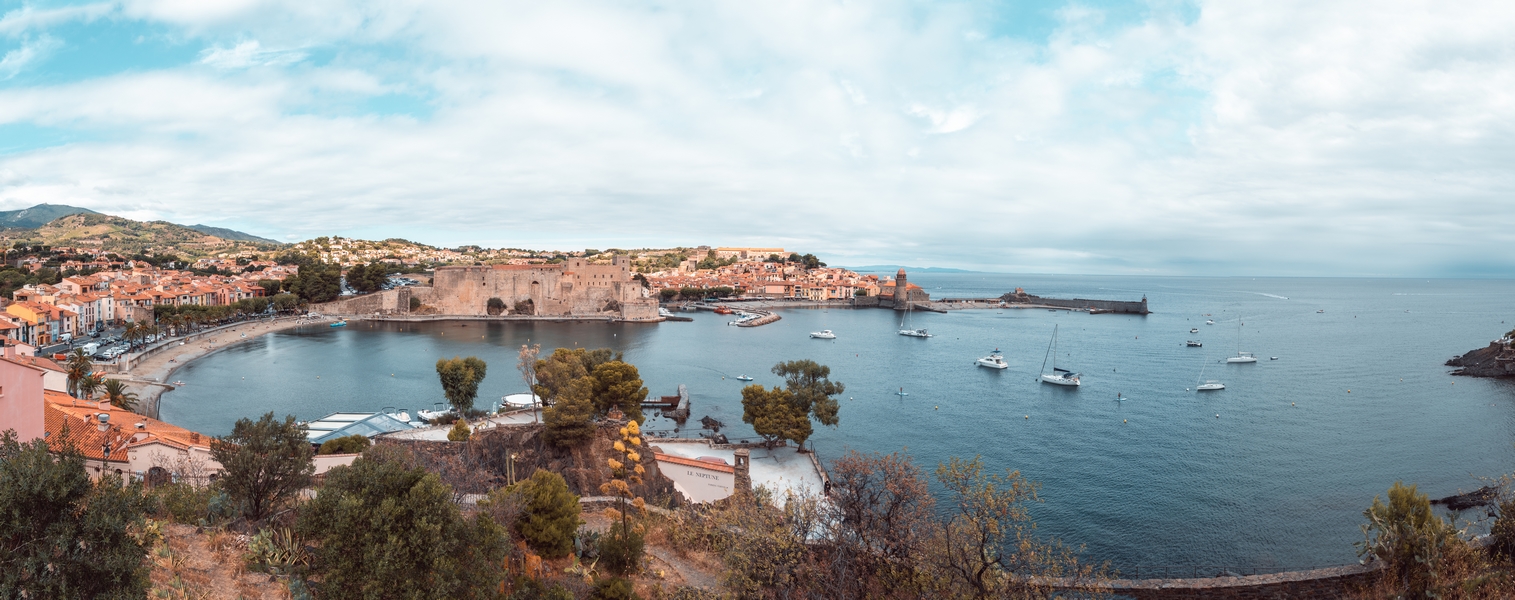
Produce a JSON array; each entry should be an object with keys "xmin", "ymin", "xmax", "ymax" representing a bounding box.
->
[
  {"xmin": 842, "ymin": 265, "xmax": 979, "ymax": 274},
  {"xmin": 0, "ymin": 203, "xmax": 279, "ymax": 247},
  {"xmin": 184, "ymin": 224, "xmax": 280, "ymax": 244}
]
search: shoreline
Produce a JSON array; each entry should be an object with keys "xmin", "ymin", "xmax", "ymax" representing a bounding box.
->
[{"xmin": 115, "ymin": 316, "xmax": 328, "ymax": 419}]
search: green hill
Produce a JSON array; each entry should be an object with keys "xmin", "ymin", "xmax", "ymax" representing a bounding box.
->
[
  {"xmin": 33, "ymin": 213, "xmax": 280, "ymax": 257},
  {"xmin": 0, "ymin": 204, "xmax": 99, "ymax": 229},
  {"xmin": 185, "ymin": 224, "xmax": 280, "ymax": 244}
]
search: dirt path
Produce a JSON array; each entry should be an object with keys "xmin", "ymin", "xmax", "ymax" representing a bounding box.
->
[
  {"xmin": 646, "ymin": 545, "xmax": 722, "ymax": 590},
  {"xmin": 152, "ymin": 523, "xmax": 289, "ymax": 600}
]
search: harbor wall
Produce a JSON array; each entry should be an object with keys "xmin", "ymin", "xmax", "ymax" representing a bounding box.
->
[
  {"xmin": 1049, "ymin": 563, "xmax": 1380, "ymax": 599},
  {"xmin": 1001, "ymin": 289, "xmax": 1149, "ymax": 314}
]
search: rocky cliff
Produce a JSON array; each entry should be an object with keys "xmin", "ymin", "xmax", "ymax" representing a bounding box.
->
[{"xmin": 1446, "ymin": 338, "xmax": 1515, "ymax": 378}]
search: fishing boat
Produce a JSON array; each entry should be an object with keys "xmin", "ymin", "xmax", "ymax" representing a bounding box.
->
[
  {"xmin": 735, "ymin": 374, "xmax": 754, "ymax": 382},
  {"xmin": 1038, "ymin": 325, "xmax": 1081, "ymax": 387},
  {"xmin": 810, "ymin": 330, "xmax": 837, "ymax": 339},
  {"xmin": 713, "ymin": 306, "xmax": 734, "ymax": 315},
  {"xmin": 1226, "ymin": 318, "xmax": 1257, "ymax": 363},
  {"xmin": 330, "ymin": 320, "xmax": 347, "ymax": 327},
  {"xmin": 897, "ymin": 302, "xmax": 931, "ymax": 338},
  {"xmin": 976, "ymin": 349, "xmax": 1009, "ymax": 369}
]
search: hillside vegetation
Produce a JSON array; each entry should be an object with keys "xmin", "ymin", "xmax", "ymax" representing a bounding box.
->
[{"xmin": 33, "ymin": 213, "xmax": 280, "ymax": 257}]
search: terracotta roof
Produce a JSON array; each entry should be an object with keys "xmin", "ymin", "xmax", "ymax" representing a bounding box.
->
[{"xmin": 46, "ymin": 391, "xmax": 213, "ymax": 459}]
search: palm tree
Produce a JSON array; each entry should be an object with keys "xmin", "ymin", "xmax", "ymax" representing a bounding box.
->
[
  {"xmin": 103, "ymin": 379, "xmax": 139, "ymax": 412},
  {"xmin": 78, "ymin": 373, "xmax": 103, "ymax": 401},
  {"xmin": 64, "ymin": 349, "xmax": 93, "ymax": 398}
]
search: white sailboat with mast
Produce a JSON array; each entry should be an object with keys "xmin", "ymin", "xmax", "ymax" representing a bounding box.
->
[
  {"xmin": 1195, "ymin": 352, "xmax": 1225, "ymax": 391},
  {"xmin": 1038, "ymin": 325, "xmax": 1080, "ymax": 386},
  {"xmin": 1226, "ymin": 317, "xmax": 1257, "ymax": 363},
  {"xmin": 898, "ymin": 301, "xmax": 931, "ymax": 338}
]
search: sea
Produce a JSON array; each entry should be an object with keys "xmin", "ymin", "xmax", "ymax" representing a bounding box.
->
[{"xmin": 160, "ymin": 273, "xmax": 1515, "ymax": 572}]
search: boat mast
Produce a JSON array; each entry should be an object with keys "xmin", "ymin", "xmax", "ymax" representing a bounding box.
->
[{"xmin": 1041, "ymin": 325, "xmax": 1057, "ymax": 375}]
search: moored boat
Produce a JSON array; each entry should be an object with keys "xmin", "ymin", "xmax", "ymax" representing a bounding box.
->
[
  {"xmin": 976, "ymin": 349, "xmax": 1008, "ymax": 369},
  {"xmin": 810, "ymin": 330, "xmax": 837, "ymax": 339},
  {"xmin": 1038, "ymin": 325, "xmax": 1081, "ymax": 387}
]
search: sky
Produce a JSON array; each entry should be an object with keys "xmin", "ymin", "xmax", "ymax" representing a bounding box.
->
[{"xmin": 0, "ymin": 0, "xmax": 1511, "ymax": 277}]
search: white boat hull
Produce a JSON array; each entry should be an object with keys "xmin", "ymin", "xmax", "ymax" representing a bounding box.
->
[
  {"xmin": 899, "ymin": 329, "xmax": 932, "ymax": 338},
  {"xmin": 810, "ymin": 331, "xmax": 836, "ymax": 339},
  {"xmin": 1197, "ymin": 383, "xmax": 1225, "ymax": 391},
  {"xmin": 976, "ymin": 358, "xmax": 1008, "ymax": 369},
  {"xmin": 1040, "ymin": 374, "xmax": 1080, "ymax": 386},
  {"xmin": 1226, "ymin": 356, "xmax": 1257, "ymax": 363}
]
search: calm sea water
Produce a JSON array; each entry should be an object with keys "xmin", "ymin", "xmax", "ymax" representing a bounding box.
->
[{"xmin": 161, "ymin": 274, "xmax": 1515, "ymax": 570}]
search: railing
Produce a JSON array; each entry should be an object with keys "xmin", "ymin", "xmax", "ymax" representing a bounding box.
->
[{"xmin": 1119, "ymin": 564, "xmax": 1359, "ymax": 580}]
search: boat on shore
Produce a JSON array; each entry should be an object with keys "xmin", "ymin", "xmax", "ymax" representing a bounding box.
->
[
  {"xmin": 810, "ymin": 330, "xmax": 837, "ymax": 339},
  {"xmin": 1038, "ymin": 325, "xmax": 1081, "ymax": 387},
  {"xmin": 976, "ymin": 349, "xmax": 1008, "ymax": 370}
]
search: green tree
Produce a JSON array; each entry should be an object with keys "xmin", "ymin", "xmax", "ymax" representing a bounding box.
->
[
  {"xmin": 588, "ymin": 577, "xmax": 640, "ymax": 600},
  {"xmin": 544, "ymin": 377, "xmax": 597, "ymax": 447},
  {"xmin": 516, "ymin": 469, "xmax": 582, "ymax": 558},
  {"xmin": 532, "ymin": 348, "xmax": 617, "ymax": 403},
  {"xmin": 591, "ymin": 361, "xmax": 648, "ymax": 423},
  {"xmin": 436, "ymin": 356, "xmax": 488, "ymax": 413},
  {"xmin": 65, "ymin": 348, "xmax": 92, "ymax": 398},
  {"xmin": 317, "ymin": 434, "xmax": 371, "ymax": 455},
  {"xmin": 740, "ymin": 385, "xmax": 812, "ymax": 450},
  {"xmin": 101, "ymin": 379, "xmax": 138, "ymax": 412},
  {"xmin": 286, "ymin": 262, "xmax": 341, "ymax": 303},
  {"xmin": 271, "ymin": 292, "xmax": 301, "ymax": 312},
  {"xmin": 448, "ymin": 419, "xmax": 472, "ymax": 442},
  {"xmin": 0, "ymin": 430, "xmax": 153, "ymax": 600},
  {"xmin": 487, "ymin": 297, "xmax": 506, "ymax": 315},
  {"xmin": 210, "ymin": 412, "xmax": 315, "ymax": 522},
  {"xmin": 1357, "ymin": 481, "xmax": 1463, "ymax": 596},
  {"xmin": 771, "ymin": 360, "xmax": 843, "ymax": 448},
  {"xmin": 299, "ymin": 448, "xmax": 508, "ymax": 599}
]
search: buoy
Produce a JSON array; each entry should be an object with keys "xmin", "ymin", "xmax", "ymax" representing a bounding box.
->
[
  {"xmin": 1123, "ymin": 419, "xmax": 1127, "ymax": 423},
  {"xmin": 1025, "ymin": 415, "xmax": 1029, "ymax": 419},
  {"xmin": 1216, "ymin": 414, "xmax": 1220, "ymax": 418},
  {"xmin": 934, "ymin": 406, "xmax": 939, "ymax": 410},
  {"xmin": 1292, "ymin": 402, "xmax": 1295, "ymax": 406},
  {"xmin": 1347, "ymin": 390, "xmax": 1351, "ymax": 393}
]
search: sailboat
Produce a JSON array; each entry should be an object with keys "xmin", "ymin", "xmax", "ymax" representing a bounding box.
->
[
  {"xmin": 1226, "ymin": 318, "xmax": 1257, "ymax": 363},
  {"xmin": 1195, "ymin": 353, "xmax": 1225, "ymax": 391},
  {"xmin": 1038, "ymin": 325, "xmax": 1080, "ymax": 386},
  {"xmin": 898, "ymin": 302, "xmax": 931, "ymax": 338}
]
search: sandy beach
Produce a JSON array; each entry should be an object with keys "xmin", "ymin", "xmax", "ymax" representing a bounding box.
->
[{"xmin": 113, "ymin": 315, "xmax": 331, "ymax": 418}]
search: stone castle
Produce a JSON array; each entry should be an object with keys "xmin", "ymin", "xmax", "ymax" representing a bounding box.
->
[{"xmin": 312, "ymin": 255, "xmax": 659, "ymax": 321}]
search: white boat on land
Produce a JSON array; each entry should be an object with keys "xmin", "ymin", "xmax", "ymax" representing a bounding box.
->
[
  {"xmin": 898, "ymin": 302, "xmax": 931, "ymax": 338},
  {"xmin": 1226, "ymin": 318, "xmax": 1257, "ymax": 363},
  {"xmin": 735, "ymin": 374, "xmax": 754, "ymax": 381},
  {"xmin": 1038, "ymin": 325, "xmax": 1081, "ymax": 387},
  {"xmin": 810, "ymin": 330, "xmax": 837, "ymax": 339},
  {"xmin": 976, "ymin": 349, "xmax": 1009, "ymax": 369}
]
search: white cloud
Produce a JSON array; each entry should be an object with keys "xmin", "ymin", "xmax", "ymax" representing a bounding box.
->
[
  {"xmin": 0, "ymin": 35, "xmax": 63, "ymax": 79},
  {"xmin": 199, "ymin": 40, "xmax": 306, "ymax": 69},
  {"xmin": 0, "ymin": 0, "xmax": 1512, "ymax": 276}
]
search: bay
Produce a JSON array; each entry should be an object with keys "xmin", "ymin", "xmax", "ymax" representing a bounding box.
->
[{"xmin": 160, "ymin": 273, "xmax": 1515, "ymax": 571}]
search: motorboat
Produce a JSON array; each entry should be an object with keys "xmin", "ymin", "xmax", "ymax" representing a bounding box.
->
[
  {"xmin": 658, "ymin": 308, "xmax": 674, "ymax": 317},
  {"xmin": 1317, "ymin": 309, "xmax": 1325, "ymax": 313},
  {"xmin": 1205, "ymin": 320, "xmax": 1214, "ymax": 325},
  {"xmin": 899, "ymin": 328, "xmax": 932, "ymax": 338},
  {"xmin": 810, "ymin": 330, "xmax": 837, "ymax": 339},
  {"xmin": 330, "ymin": 320, "xmax": 347, "ymax": 327},
  {"xmin": 416, "ymin": 403, "xmax": 455, "ymax": 422},
  {"xmin": 1227, "ymin": 352, "xmax": 1258, "ymax": 363},
  {"xmin": 1190, "ymin": 328, "xmax": 1199, "ymax": 333},
  {"xmin": 976, "ymin": 349, "xmax": 1008, "ymax": 369},
  {"xmin": 1038, "ymin": 325, "xmax": 1081, "ymax": 387},
  {"xmin": 1186, "ymin": 340, "xmax": 1203, "ymax": 347},
  {"xmin": 382, "ymin": 407, "xmax": 413, "ymax": 422},
  {"xmin": 713, "ymin": 306, "xmax": 735, "ymax": 315},
  {"xmin": 1270, "ymin": 356, "xmax": 1279, "ymax": 360},
  {"xmin": 735, "ymin": 375, "xmax": 754, "ymax": 382}
]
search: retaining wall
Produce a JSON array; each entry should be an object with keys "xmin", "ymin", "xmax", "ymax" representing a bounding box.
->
[{"xmin": 1051, "ymin": 563, "xmax": 1379, "ymax": 599}]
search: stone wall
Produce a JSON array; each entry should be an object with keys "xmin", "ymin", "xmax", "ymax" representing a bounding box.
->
[
  {"xmin": 1051, "ymin": 564, "xmax": 1379, "ymax": 599},
  {"xmin": 1002, "ymin": 289, "xmax": 1150, "ymax": 314},
  {"xmin": 309, "ymin": 287, "xmax": 413, "ymax": 315}
]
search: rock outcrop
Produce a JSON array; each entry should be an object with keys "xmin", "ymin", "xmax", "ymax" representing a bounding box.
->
[{"xmin": 1446, "ymin": 336, "xmax": 1515, "ymax": 378}]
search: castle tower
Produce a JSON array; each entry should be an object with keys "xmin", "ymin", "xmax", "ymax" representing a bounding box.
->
[{"xmin": 894, "ymin": 268, "xmax": 908, "ymax": 310}]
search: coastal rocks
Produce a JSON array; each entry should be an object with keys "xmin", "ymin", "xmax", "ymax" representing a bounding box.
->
[
  {"xmin": 1430, "ymin": 486, "xmax": 1500, "ymax": 512},
  {"xmin": 1446, "ymin": 337, "xmax": 1515, "ymax": 378}
]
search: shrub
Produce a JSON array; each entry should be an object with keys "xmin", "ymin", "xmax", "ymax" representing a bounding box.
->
[
  {"xmin": 152, "ymin": 481, "xmax": 224, "ymax": 524},
  {"xmin": 318, "ymin": 434, "xmax": 370, "ymax": 455},
  {"xmin": 244, "ymin": 527, "xmax": 309, "ymax": 575},
  {"xmin": 1490, "ymin": 498, "xmax": 1515, "ymax": 561},
  {"xmin": 409, "ymin": 296, "xmax": 421, "ymax": 311},
  {"xmin": 211, "ymin": 412, "xmax": 315, "ymax": 522},
  {"xmin": 1357, "ymin": 481, "xmax": 1461, "ymax": 596},
  {"xmin": 448, "ymin": 419, "xmax": 472, "ymax": 442},
  {"xmin": 517, "ymin": 469, "xmax": 582, "ymax": 558},
  {"xmin": 589, "ymin": 577, "xmax": 639, "ymax": 600},
  {"xmin": 598, "ymin": 528, "xmax": 645, "ymax": 577},
  {"xmin": 508, "ymin": 578, "xmax": 576, "ymax": 600},
  {"xmin": 298, "ymin": 449, "xmax": 508, "ymax": 599}
]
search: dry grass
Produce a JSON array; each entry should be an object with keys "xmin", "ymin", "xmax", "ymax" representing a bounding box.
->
[{"xmin": 148, "ymin": 522, "xmax": 292, "ymax": 600}]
